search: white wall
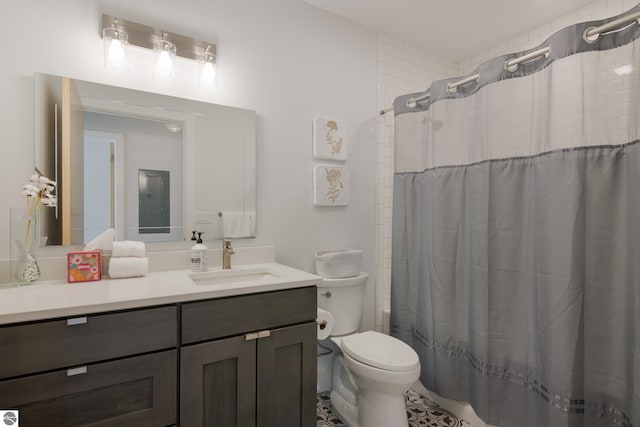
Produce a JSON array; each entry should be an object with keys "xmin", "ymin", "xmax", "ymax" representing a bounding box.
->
[{"xmin": 1, "ymin": 0, "xmax": 378, "ymax": 329}]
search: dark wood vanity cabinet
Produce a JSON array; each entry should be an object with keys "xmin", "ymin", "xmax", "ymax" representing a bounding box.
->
[
  {"xmin": 0, "ymin": 306, "xmax": 178, "ymax": 426},
  {"xmin": 0, "ymin": 285, "xmax": 317, "ymax": 427},
  {"xmin": 0, "ymin": 350, "xmax": 176, "ymax": 426},
  {"xmin": 180, "ymin": 286, "xmax": 317, "ymax": 427}
]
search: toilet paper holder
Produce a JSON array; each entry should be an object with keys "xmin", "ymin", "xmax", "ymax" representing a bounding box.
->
[{"xmin": 317, "ymin": 319, "xmax": 328, "ymax": 330}]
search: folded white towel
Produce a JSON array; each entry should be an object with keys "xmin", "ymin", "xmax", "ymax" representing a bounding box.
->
[
  {"xmin": 221, "ymin": 211, "xmax": 256, "ymax": 238},
  {"xmin": 84, "ymin": 228, "xmax": 114, "ymax": 252},
  {"xmin": 112, "ymin": 241, "xmax": 146, "ymax": 258},
  {"xmin": 108, "ymin": 257, "xmax": 149, "ymax": 279}
]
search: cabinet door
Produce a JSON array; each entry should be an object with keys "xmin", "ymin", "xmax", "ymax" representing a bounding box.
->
[
  {"xmin": 181, "ymin": 335, "xmax": 256, "ymax": 426},
  {"xmin": 0, "ymin": 350, "xmax": 176, "ymax": 427},
  {"xmin": 256, "ymin": 322, "xmax": 317, "ymax": 427}
]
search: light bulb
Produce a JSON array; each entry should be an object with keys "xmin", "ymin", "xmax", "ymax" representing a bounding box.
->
[
  {"xmin": 156, "ymin": 50, "xmax": 174, "ymax": 77},
  {"xmin": 153, "ymin": 36, "xmax": 176, "ymax": 80},
  {"xmin": 107, "ymin": 39, "xmax": 125, "ymax": 68},
  {"xmin": 198, "ymin": 47, "xmax": 217, "ymax": 88},
  {"xmin": 199, "ymin": 62, "xmax": 216, "ymax": 87},
  {"xmin": 103, "ymin": 24, "xmax": 128, "ymax": 71}
]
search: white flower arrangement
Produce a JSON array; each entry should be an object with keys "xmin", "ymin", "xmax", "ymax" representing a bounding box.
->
[{"xmin": 21, "ymin": 173, "xmax": 56, "ymax": 252}]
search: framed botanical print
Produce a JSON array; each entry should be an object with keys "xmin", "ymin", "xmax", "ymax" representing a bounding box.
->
[
  {"xmin": 313, "ymin": 117, "xmax": 347, "ymax": 161},
  {"xmin": 313, "ymin": 164, "xmax": 349, "ymax": 206}
]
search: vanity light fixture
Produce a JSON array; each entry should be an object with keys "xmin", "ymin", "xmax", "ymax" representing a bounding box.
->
[
  {"xmin": 102, "ymin": 21, "xmax": 129, "ymax": 71},
  {"xmin": 153, "ymin": 34, "xmax": 176, "ymax": 80},
  {"xmin": 198, "ymin": 45, "xmax": 217, "ymax": 87},
  {"xmin": 101, "ymin": 14, "xmax": 217, "ymax": 85}
]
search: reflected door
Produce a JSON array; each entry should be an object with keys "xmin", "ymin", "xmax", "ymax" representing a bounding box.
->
[
  {"xmin": 138, "ymin": 169, "xmax": 170, "ymax": 234},
  {"xmin": 84, "ymin": 133, "xmax": 114, "ymax": 244}
]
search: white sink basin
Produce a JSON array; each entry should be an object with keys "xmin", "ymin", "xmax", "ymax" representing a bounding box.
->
[{"xmin": 188, "ymin": 267, "xmax": 281, "ymax": 286}]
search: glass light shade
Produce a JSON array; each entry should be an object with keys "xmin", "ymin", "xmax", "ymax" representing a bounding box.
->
[
  {"xmin": 103, "ymin": 27, "xmax": 129, "ymax": 71},
  {"xmin": 198, "ymin": 51, "xmax": 217, "ymax": 87},
  {"xmin": 153, "ymin": 38, "xmax": 176, "ymax": 80}
]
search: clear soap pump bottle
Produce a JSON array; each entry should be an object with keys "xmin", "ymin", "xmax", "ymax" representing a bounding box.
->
[{"xmin": 190, "ymin": 232, "xmax": 208, "ymax": 272}]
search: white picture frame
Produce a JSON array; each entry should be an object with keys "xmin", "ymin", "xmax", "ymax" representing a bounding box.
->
[
  {"xmin": 313, "ymin": 164, "xmax": 349, "ymax": 206},
  {"xmin": 312, "ymin": 117, "xmax": 347, "ymax": 161}
]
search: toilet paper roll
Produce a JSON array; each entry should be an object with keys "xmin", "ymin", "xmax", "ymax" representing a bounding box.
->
[{"xmin": 316, "ymin": 308, "xmax": 334, "ymax": 340}]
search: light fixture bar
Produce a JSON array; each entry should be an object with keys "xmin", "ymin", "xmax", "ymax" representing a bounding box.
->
[{"xmin": 101, "ymin": 14, "xmax": 216, "ymax": 62}]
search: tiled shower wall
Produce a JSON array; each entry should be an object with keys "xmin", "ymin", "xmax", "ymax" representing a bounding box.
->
[{"xmin": 375, "ymin": 0, "xmax": 639, "ymax": 332}]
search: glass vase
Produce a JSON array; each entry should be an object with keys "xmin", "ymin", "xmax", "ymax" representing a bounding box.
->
[{"xmin": 10, "ymin": 208, "xmax": 42, "ymax": 284}]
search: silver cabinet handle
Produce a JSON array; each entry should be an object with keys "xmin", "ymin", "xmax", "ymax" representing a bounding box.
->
[
  {"xmin": 67, "ymin": 366, "xmax": 87, "ymax": 376},
  {"xmin": 245, "ymin": 332, "xmax": 259, "ymax": 341},
  {"xmin": 245, "ymin": 330, "xmax": 271, "ymax": 340},
  {"xmin": 320, "ymin": 291, "xmax": 332, "ymax": 297},
  {"xmin": 66, "ymin": 317, "xmax": 87, "ymax": 326}
]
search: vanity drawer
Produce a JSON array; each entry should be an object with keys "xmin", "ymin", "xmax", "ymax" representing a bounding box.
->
[
  {"xmin": 0, "ymin": 350, "xmax": 176, "ymax": 427},
  {"xmin": 181, "ymin": 286, "xmax": 316, "ymax": 344},
  {"xmin": 0, "ymin": 305, "xmax": 177, "ymax": 380}
]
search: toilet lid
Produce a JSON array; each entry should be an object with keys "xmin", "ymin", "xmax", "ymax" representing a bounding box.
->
[{"xmin": 341, "ymin": 331, "xmax": 420, "ymax": 372}]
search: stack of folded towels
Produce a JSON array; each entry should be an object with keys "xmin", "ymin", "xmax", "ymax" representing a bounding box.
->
[
  {"xmin": 84, "ymin": 229, "xmax": 149, "ymax": 279},
  {"xmin": 108, "ymin": 241, "xmax": 149, "ymax": 279}
]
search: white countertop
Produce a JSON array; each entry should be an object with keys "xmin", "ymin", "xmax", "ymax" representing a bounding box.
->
[{"xmin": 0, "ymin": 263, "xmax": 322, "ymax": 325}]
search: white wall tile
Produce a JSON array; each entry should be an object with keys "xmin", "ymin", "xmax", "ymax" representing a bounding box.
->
[
  {"xmin": 579, "ymin": 0, "xmax": 608, "ymax": 18},
  {"xmin": 552, "ymin": 10, "xmax": 579, "ymax": 31}
]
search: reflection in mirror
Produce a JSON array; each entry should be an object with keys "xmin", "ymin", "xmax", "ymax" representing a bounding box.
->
[
  {"xmin": 34, "ymin": 73, "xmax": 257, "ymax": 245},
  {"xmin": 82, "ymin": 114, "xmax": 183, "ymax": 243}
]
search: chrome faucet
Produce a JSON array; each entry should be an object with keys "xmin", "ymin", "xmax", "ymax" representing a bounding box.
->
[{"xmin": 222, "ymin": 240, "xmax": 235, "ymax": 269}]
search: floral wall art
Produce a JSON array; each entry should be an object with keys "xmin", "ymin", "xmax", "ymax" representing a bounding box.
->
[
  {"xmin": 313, "ymin": 118, "xmax": 347, "ymax": 161},
  {"xmin": 313, "ymin": 165, "xmax": 349, "ymax": 206},
  {"xmin": 312, "ymin": 117, "xmax": 349, "ymax": 206}
]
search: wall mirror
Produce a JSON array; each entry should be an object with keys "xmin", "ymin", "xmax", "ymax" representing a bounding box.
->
[{"xmin": 34, "ymin": 73, "xmax": 256, "ymax": 245}]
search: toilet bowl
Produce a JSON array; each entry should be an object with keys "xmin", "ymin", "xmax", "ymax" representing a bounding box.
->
[{"xmin": 317, "ymin": 272, "xmax": 421, "ymax": 427}]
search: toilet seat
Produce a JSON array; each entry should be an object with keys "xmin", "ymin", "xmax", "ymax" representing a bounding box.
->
[{"xmin": 341, "ymin": 331, "xmax": 419, "ymax": 372}]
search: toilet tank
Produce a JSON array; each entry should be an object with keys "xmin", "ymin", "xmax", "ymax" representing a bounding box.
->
[{"xmin": 317, "ymin": 273, "xmax": 368, "ymax": 336}]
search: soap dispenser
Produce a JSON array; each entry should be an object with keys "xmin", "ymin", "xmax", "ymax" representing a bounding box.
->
[{"xmin": 190, "ymin": 232, "xmax": 208, "ymax": 272}]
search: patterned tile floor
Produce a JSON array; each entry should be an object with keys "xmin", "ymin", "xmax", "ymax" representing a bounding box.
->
[{"xmin": 317, "ymin": 389, "xmax": 470, "ymax": 427}]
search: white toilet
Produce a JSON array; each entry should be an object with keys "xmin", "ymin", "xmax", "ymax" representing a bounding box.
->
[{"xmin": 318, "ymin": 272, "xmax": 421, "ymax": 427}]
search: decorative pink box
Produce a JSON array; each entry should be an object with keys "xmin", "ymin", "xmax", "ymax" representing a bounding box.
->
[{"xmin": 67, "ymin": 251, "xmax": 102, "ymax": 283}]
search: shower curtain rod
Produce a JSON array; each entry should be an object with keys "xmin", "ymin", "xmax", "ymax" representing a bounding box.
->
[
  {"xmin": 447, "ymin": 74, "xmax": 480, "ymax": 93},
  {"xmin": 585, "ymin": 10, "xmax": 640, "ymax": 40},
  {"xmin": 379, "ymin": 10, "xmax": 640, "ymax": 116},
  {"xmin": 379, "ymin": 93, "xmax": 430, "ymax": 115}
]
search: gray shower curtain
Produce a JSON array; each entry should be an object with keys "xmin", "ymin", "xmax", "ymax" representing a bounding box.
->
[{"xmin": 391, "ymin": 7, "xmax": 640, "ymax": 427}]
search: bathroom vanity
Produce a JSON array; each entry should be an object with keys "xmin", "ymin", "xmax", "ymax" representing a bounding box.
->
[{"xmin": 0, "ymin": 263, "xmax": 319, "ymax": 427}]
